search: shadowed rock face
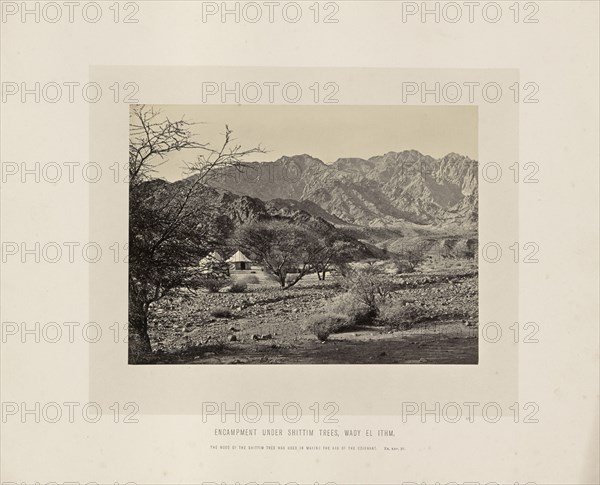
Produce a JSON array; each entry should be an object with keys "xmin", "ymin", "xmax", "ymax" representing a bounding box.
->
[
  {"xmin": 207, "ymin": 151, "xmax": 478, "ymax": 229},
  {"xmin": 138, "ymin": 175, "xmax": 381, "ymax": 259}
]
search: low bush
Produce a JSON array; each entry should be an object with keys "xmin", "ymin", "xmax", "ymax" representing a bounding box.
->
[
  {"xmin": 343, "ymin": 266, "xmax": 393, "ymax": 311},
  {"xmin": 324, "ymin": 293, "xmax": 377, "ymax": 326},
  {"xmin": 306, "ymin": 312, "xmax": 349, "ymax": 341},
  {"xmin": 229, "ymin": 281, "xmax": 248, "ymax": 293},
  {"xmin": 210, "ymin": 306, "xmax": 232, "ymax": 318},
  {"xmin": 377, "ymin": 300, "xmax": 425, "ymax": 330},
  {"xmin": 201, "ymin": 278, "xmax": 228, "ymax": 293}
]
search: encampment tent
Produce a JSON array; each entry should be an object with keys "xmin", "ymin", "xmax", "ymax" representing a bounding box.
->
[{"xmin": 227, "ymin": 250, "xmax": 252, "ymax": 270}]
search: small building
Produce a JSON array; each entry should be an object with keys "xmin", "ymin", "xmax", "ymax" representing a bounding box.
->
[{"xmin": 227, "ymin": 250, "xmax": 252, "ymax": 271}]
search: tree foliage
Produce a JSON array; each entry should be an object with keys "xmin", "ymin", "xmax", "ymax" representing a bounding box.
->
[
  {"xmin": 235, "ymin": 220, "xmax": 326, "ymax": 289},
  {"xmin": 313, "ymin": 238, "xmax": 357, "ymax": 280}
]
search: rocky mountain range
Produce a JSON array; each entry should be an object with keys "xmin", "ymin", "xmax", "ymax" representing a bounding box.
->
[
  {"xmin": 207, "ymin": 150, "xmax": 478, "ymax": 230},
  {"xmin": 139, "ymin": 150, "xmax": 478, "ymax": 260}
]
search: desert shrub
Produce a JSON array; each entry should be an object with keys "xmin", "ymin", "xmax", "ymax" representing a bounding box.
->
[
  {"xmin": 201, "ymin": 278, "xmax": 228, "ymax": 293},
  {"xmin": 210, "ymin": 306, "xmax": 232, "ymax": 318},
  {"xmin": 229, "ymin": 281, "xmax": 247, "ymax": 293},
  {"xmin": 306, "ymin": 312, "xmax": 348, "ymax": 341},
  {"xmin": 343, "ymin": 266, "xmax": 393, "ymax": 315},
  {"xmin": 401, "ymin": 245, "xmax": 426, "ymax": 270},
  {"xmin": 238, "ymin": 275, "xmax": 259, "ymax": 285},
  {"xmin": 377, "ymin": 300, "xmax": 425, "ymax": 330},
  {"xmin": 324, "ymin": 293, "xmax": 377, "ymax": 326}
]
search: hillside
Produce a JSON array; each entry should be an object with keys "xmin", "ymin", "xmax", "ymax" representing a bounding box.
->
[{"xmin": 136, "ymin": 176, "xmax": 380, "ymax": 259}]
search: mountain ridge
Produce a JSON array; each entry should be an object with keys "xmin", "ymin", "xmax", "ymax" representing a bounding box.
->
[{"xmin": 207, "ymin": 150, "xmax": 478, "ymax": 229}]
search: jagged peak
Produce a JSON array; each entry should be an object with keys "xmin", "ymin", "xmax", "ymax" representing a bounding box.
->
[
  {"xmin": 276, "ymin": 154, "xmax": 325, "ymax": 165},
  {"xmin": 440, "ymin": 152, "xmax": 476, "ymax": 162},
  {"xmin": 367, "ymin": 149, "xmax": 430, "ymax": 162}
]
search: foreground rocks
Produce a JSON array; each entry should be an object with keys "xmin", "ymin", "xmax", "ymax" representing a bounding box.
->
[{"xmin": 146, "ymin": 260, "xmax": 478, "ymax": 363}]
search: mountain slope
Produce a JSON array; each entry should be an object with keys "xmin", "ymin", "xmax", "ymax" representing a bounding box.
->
[
  {"xmin": 138, "ymin": 177, "xmax": 380, "ymax": 258},
  {"xmin": 208, "ymin": 151, "xmax": 478, "ymax": 229}
]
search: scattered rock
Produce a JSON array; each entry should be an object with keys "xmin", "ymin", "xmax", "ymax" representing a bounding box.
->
[{"xmin": 252, "ymin": 334, "xmax": 272, "ymax": 341}]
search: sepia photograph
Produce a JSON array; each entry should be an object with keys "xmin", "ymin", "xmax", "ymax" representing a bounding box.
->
[
  {"xmin": 128, "ymin": 104, "xmax": 479, "ymax": 364},
  {"xmin": 2, "ymin": 1, "xmax": 599, "ymax": 484}
]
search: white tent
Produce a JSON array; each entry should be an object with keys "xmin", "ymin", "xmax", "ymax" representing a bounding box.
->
[
  {"xmin": 199, "ymin": 251, "xmax": 227, "ymax": 274},
  {"xmin": 227, "ymin": 250, "xmax": 252, "ymax": 270}
]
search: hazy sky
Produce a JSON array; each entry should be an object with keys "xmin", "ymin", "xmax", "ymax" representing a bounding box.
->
[{"xmin": 138, "ymin": 105, "xmax": 478, "ymax": 181}]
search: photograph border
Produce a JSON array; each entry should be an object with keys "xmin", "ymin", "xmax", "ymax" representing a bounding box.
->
[{"xmin": 89, "ymin": 65, "xmax": 519, "ymax": 416}]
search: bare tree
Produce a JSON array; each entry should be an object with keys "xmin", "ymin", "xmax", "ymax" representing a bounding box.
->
[
  {"xmin": 128, "ymin": 105, "xmax": 264, "ymax": 360},
  {"xmin": 313, "ymin": 239, "xmax": 356, "ymax": 280},
  {"xmin": 399, "ymin": 243, "xmax": 426, "ymax": 271}
]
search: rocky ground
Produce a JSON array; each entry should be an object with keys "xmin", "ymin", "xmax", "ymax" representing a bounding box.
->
[{"xmin": 143, "ymin": 259, "xmax": 478, "ymax": 364}]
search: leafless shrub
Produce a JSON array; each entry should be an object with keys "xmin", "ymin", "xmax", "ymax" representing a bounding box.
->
[{"xmin": 343, "ymin": 266, "xmax": 393, "ymax": 314}]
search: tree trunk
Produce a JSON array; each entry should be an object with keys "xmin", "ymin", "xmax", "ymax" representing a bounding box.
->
[
  {"xmin": 129, "ymin": 301, "xmax": 152, "ymax": 363},
  {"xmin": 283, "ymin": 270, "xmax": 306, "ymax": 289},
  {"xmin": 278, "ymin": 272, "xmax": 287, "ymax": 288},
  {"xmin": 317, "ymin": 271, "xmax": 323, "ymax": 281}
]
